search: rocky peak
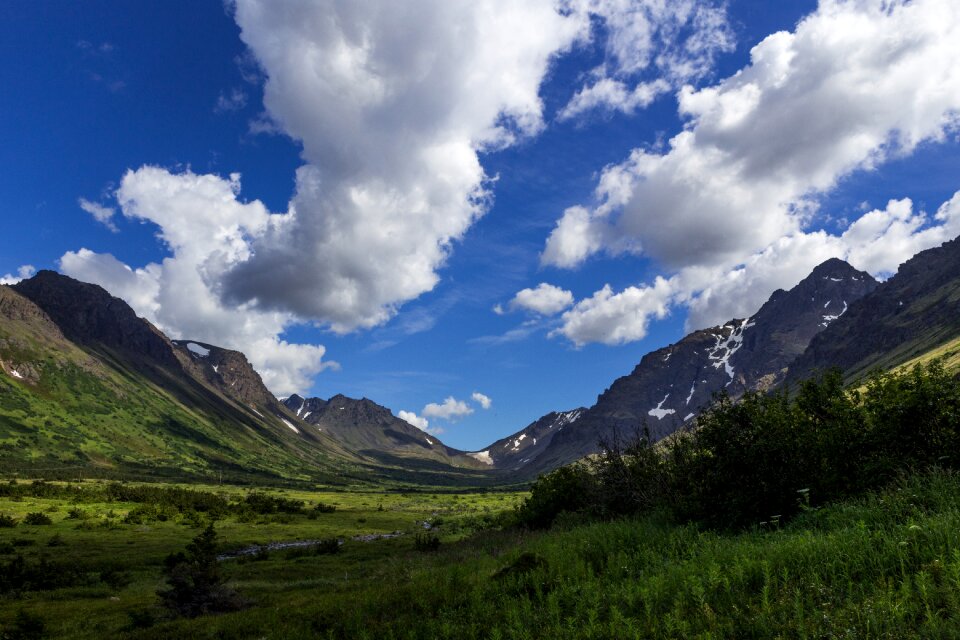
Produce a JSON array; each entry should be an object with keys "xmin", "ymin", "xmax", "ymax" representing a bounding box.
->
[
  {"xmin": 172, "ymin": 339, "xmax": 276, "ymax": 409},
  {"xmin": 489, "ymin": 258, "xmax": 880, "ymax": 474},
  {"xmin": 281, "ymin": 394, "xmax": 327, "ymax": 421},
  {"xmin": 13, "ymin": 271, "xmax": 180, "ymax": 368}
]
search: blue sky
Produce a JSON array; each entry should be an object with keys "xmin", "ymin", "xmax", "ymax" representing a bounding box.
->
[{"xmin": 2, "ymin": 1, "xmax": 960, "ymax": 450}]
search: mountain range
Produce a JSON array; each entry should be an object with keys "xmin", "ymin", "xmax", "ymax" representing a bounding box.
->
[{"xmin": 2, "ymin": 236, "xmax": 960, "ymax": 484}]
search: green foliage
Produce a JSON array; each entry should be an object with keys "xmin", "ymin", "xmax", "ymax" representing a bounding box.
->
[
  {"xmin": 520, "ymin": 361, "xmax": 960, "ymax": 531},
  {"xmin": 158, "ymin": 523, "xmax": 247, "ymax": 618},
  {"xmin": 313, "ymin": 501, "xmax": 336, "ymax": 513},
  {"xmin": 21, "ymin": 513, "xmax": 51, "ymax": 526},
  {"xmin": 413, "ymin": 532, "xmax": 440, "ymax": 552},
  {"xmin": 0, "ymin": 610, "xmax": 45, "ymax": 640},
  {"xmin": 515, "ymin": 464, "xmax": 596, "ymax": 528},
  {"xmin": 0, "ymin": 515, "xmax": 16, "ymax": 528}
]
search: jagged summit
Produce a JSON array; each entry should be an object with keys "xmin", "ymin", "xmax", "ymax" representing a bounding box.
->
[{"xmin": 482, "ymin": 258, "xmax": 879, "ymax": 476}]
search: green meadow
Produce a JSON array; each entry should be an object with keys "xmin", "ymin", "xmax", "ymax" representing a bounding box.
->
[{"xmin": 4, "ymin": 470, "xmax": 960, "ymax": 638}]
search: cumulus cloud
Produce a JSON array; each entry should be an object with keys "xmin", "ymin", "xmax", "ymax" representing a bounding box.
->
[
  {"xmin": 558, "ymin": 0, "xmax": 734, "ymax": 120},
  {"xmin": 471, "ymin": 392, "xmax": 492, "ymax": 409},
  {"xmin": 545, "ymin": 0, "xmax": 960, "ymax": 271},
  {"xmin": 422, "ymin": 396, "xmax": 474, "ymax": 421},
  {"xmin": 506, "ymin": 283, "xmax": 574, "ymax": 316},
  {"xmin": 555, "ymin": 191, "xmax": 960, "ymax": 345},
  {"xmin": 552, "ymin": 276, "xmax": 672, "ymax": 346},
  {"xmin": 59, "ymin": 168, "xmax": 336, "ymax": 396},
  {"xmin": 0, "ymin": 265, "xmax": 36, "ymax": 286},
  {"xmin": 398, "ymin": 410, "xmax": 430, "ymax": 432},
  {"xmin": 214, "ymin": 0, "xmax": 589, "ymax": 332},
  {"xmin": 545, "ymin": 0, "xmax": 960, "ymax": 345},
  {"xmin": 78, "ymin": 198, "xmax": 118, "ymax": 232}
]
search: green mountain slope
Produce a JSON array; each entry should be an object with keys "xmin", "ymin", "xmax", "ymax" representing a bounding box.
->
[{"xmin": 0, "ymin": 273, "xmax": 492, "ymax": 486}]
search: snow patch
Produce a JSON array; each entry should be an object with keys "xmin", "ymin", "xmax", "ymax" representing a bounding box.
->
[
  {"xmin": 251, "ymin": 408, "xmax": 264, "ymax": 418},
  {"xmin": 186, "ymin": 342, "xmax": 210, "ymax": 357},
  {"xmin": 707, "ymin": 318, "xmax": 753, "ymax": 384},
  {"xmin": 468, "ymin": 450, "xmax": 493, "ymax": 465},
  {"xmin": 821, "ymin": 301, "xmax": 848, "ymax": 327},
  {"xmin": 281, "ymin": 418, "xmax": 299, "ymax": 434},
  {"xmin": 685, "ymin": 382, "xmax": 696, "ymax": 405},
  {"xmin": 684, "ymin": 413, "xmax": 695, "ymax": 421},
  {"xmin": 823, "ymin": 300, "xmax": 831, "ymax": 308},
  {"xmin": 648, "ymin": 394, "xmax": 676, "ymax": 420},
  {"xmin": 302, "ymin": 412, "xmax": 311, "ymax": 420},
  {"xmin": 212, "ymin": 365, "xmax": 219, "ymax": 373},
  {"xmin": 425, "ymin": 436, "xmax": 434, "ymax": 445},
  {"xmin": 10, "ymin": 370, "xmax": 23, "ymax": 379},
  {"xmin": 663, "ymin": 352, "xmax": 671, "ymax": 362}
]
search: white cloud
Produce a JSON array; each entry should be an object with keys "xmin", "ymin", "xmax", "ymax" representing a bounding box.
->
[
  {"xmin": 544, "ymin": 0, "xmax": 960, "ymax": 345},
  {"xmin": 398, "ymin": 410, "xmax": 429, "ymax": 431},
  {"xmin": 59, "ymin": 168, "xmax": 337, "ymax": 396},
  {"xmin": 214, "ymin": 0, "xmax": 589, "ymax": 332},
  {"xmin": 0, "ymin": 265, "xmax": 36, "ymax": 286},
  {"xmin": 78, "ymin": 198, "xmax": 118, "ymax": 232},
  {"xmin": 558, "ymin": 0, "xmax": 734, "ymax": 120},
  {"xmin": 471, "ymin": 392, "xmax": 492, "ymax": 409},
  {"xmin": 422, "ymin": 396, "xmax": 474, "ymax": 421},
  {"xmin": 545, "ymin": 0, "xmax": 960, "ymax": 271},
  {"xmin": 552, "ymin": 276, "xmax": 672, "ymax": 346},
  {"xmin": 556, "ymin": 191, "xmax": 960, "ymax": 344},
  {"xmin": 507, "ymin": 283, "xmax": 574, "ymax": 316},
  {"xmin": 214, "ymin": 88, "xmax": 248, "ymax": 113}
]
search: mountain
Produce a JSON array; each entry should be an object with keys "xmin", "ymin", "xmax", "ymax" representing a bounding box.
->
[
  {"xmin": 787, "ymin": 236, "xmax": 960, "ymax": 384},
  {"xmin": 472, "ymin": 409, "xmax": 587, "ymax": 471},
  {"xmin": 487, "ymin": 258, "xmax": 878, "ymax": 476},
  {"xmin": 0, "ymin": 271, "xmax": 489, "ymax": 485},
  {"xmin": 281, "ymin": 393, "xmax": 485, "ymax": 470}
]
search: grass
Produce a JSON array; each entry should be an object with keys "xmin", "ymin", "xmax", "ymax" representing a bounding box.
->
[{"xmin": 3, "ymin": 471, "xmax": 960, "ymax": 637}]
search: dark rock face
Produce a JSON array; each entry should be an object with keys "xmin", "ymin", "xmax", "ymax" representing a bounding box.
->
[
  {"xmin": 480, "ymin": 409, "xmax": 587, "ymax": 471},
  {"xmin": 173, "ymin": 340, "xmax": 277, "ymax": 409},
  {"xmin": 13, "ymin": 271, "xmax": 180, "ymax": 368},
  {"xmin": 492, "ymin": 258, "xmax": 878, "ymax": 476},
  {"xmin": 788, "ymin": 237, "xmax": 960, "ymax": 383}
]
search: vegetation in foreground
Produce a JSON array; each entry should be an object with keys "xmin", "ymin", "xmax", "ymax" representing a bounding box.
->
[{"xmin": 2, "ymin": 361, "xmax": 960, "ymax": 638}]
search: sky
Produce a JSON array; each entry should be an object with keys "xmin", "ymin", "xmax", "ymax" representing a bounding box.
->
[{"xmin": 2, "ymin": 0, "xmax": 960, "ymax": 451}]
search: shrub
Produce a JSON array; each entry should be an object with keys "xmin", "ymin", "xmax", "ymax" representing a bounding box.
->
[
  {"xmin": 158, "ymin": 524, "xmax": 247, "ymax": 618},
  {"xmin": 315, "ymin": 538, "xmax": 340, "ymax": 555},
  {"xmin": 0, "ymin": 514, "xmax": 17, "ymax": 528},
  {"xmin": 413, "ymin": 533, "xmax": 440, "ymax": 553},
  {"xmin": 313, "ymin": 502, "xmax": 336, "ymax": 513},
  {"xmin": 2, "ymin": 609, "xmax": 45, "ymax": 640},
  {"xmin": 516, "ymin": 464, "xmax": 597, "ymax": 529},
  {"xmin": 22, "ymin": 513, "xmax": 52, "ymax": 526}
]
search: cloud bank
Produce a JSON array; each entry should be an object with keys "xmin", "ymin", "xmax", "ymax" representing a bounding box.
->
[{"xmin": 546, "ymin": 0, "xmax": 960, "ymax": 345}]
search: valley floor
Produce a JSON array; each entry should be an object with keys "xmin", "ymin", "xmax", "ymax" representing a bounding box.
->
[{"xmin": 4, "ymin": 471, "xmax": 960, "ymax": 638}]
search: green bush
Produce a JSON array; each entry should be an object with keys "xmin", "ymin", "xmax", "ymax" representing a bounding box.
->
[
  {"xmin": 0, "ymin": 514, "xmax": 17, "ymax": 528},
  {"xmin": 22, "ymin": 512, "xmax": 52, "ymax": 526},
  {"xmin": 158, "ymin": 524, "xmax": 247, "ymax": 618},
  {"xmin": 519, "ymin": 361, "xmax": 960, "ymax": 531}
]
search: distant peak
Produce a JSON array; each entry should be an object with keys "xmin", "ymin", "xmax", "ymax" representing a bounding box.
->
[{"xmin": 808, "ymin": 257, "xmax": 870, "ymax": 280}]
